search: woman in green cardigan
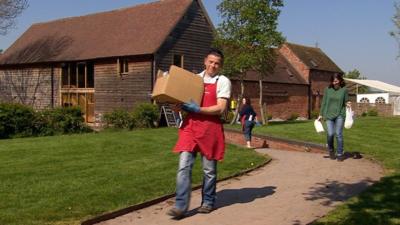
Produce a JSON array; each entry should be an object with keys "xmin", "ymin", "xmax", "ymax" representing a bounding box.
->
[{"xmin": 318, "ymin": 74, "xmax": 352, "ymax": 161}]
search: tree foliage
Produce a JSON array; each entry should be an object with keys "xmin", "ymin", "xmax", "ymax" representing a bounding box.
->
[
  {"xmin": 0, "ymin": 0, "xmax": 28, "ymax": 35},
  {"xmin": 344, "ymin": 69, "xmax": 368, "ymax": 94},
  {"xmin": 344, "ymin": 69, "xmax": 366, "ymax": 79},
  {"xmin": 214, "ymin": 0, "xmax": 285, "ymax": 124},
  {"xmin": 391, "ymin": 1, "xmax": 400, "ymax": 58}
]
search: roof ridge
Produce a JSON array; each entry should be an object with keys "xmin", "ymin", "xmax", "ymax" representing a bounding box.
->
[
  {"xmin": 286, "ymin": 42, "xmax": 321, "ymax": 50},
  {"xmin": 33, "ymin": 0, "xmax": 174, "ymax": 26}
]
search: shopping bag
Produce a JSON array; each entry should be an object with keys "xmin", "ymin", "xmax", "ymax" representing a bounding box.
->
[
  {"xmin": 314, "ymin": 119, "xmax": 324, "ymax": 133},
  {"xmin": 344, "ymin": 107, "xmax": 354, "ymax": 129}
]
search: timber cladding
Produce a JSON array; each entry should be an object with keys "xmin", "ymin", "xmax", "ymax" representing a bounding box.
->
[
  {"xmin": 0, "ymin": 66, "xmax": 60, "ymax": 109},
  {"xmin": 156, "ymin": 1, "xmax": 213, "ymax": 73},
  {"xmin": 94, "ymin": 57, "xmax": 153, "ymax": 118}
]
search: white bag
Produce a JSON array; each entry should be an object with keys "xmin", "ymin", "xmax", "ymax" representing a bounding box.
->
[
  {"xmin": 344, "ymin": 107, "xmax": 354, "ymax": 129},
  {"xmin": 314, "ymin": 119, "xmax": 324, "ymax": 133}
]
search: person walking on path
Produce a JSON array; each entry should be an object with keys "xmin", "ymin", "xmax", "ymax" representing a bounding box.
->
[
  {"xmin": 239, "ymin": 97, "xmax": 257, "ymax": 148},
  {"xmin": 167, "ymin": 49, "xmax": 232, "ymax": 219},
  {"xmin": 318, "ymin": 73, "xmax": 352, "ymax": 161}
]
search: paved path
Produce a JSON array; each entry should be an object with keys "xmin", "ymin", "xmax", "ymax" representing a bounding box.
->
[{"xmin": 96, "ymin": 149, "xmax": 384, "ymax": 225}]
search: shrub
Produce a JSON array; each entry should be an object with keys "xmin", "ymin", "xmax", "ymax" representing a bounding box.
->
[
  {"xmin": 0, "ymin": 103, "xmax": 36, "ymax": 138},
  {"xmin": 0, "ymin": 103, "xmax": 90, "ymax": 139},
  {"xmin": 132, "ymin": 103, "xmax": 160, "ymax": 128},
  {"xmin": 41, "ymin": 107, "xmax": 90, "ymax": 134},
  {"xmin": 103, "ymin": 109, "xmax": 134, "ymax": 129},
  {"xmin": 311, "ymin": 110, "xmax": 319, "ymax": 119},
  {"xmin": 367, "ymin": 108, "xmax": 378, "ymax": 116},
  {"xmin": 288, "ymin": 113, "xmax": 299, "ymax": 121},
  {"xmin": 361, "ymin": 112, "xmax": 367, "ymax": 117}
]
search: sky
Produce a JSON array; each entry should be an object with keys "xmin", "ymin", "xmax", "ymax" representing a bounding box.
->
[{"xmin": 0, "ymin": 0, "xmax": 399, "ymax": 85}]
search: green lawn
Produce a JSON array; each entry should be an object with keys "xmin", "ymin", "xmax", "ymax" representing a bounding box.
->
[
  {"xmin": 0, "ymin": 128, "xmax": 268, "ymax": 225},
  {"xmin": 228, "ymin": 116, "xmax": 400, "ymax": 225}
]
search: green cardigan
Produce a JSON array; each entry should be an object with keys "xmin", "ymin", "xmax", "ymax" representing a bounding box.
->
[{"xmin": 320, "ymin": 87, "xmax": 349, "ymax": 120}]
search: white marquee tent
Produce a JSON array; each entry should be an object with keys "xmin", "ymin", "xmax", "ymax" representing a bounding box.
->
[{"xmin": 345, "ymin": 79, "xmax": 400, "ymax": 115}]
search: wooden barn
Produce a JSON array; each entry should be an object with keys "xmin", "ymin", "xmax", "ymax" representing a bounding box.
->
[
  {"xmin": 231, "ymin": 42, "xmax": 344, "ymax": 120},
  {"xmin": 0, "ymin": 0, "xmax": 213, "ymax": 123}
]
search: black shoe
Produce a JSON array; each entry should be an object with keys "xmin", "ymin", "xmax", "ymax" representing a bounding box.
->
[
  {"xmin": 167, "ymin": 207, "xmax": 185, "ymax": 219},
  {"xmin": 329, "ymin": 151, "xmax": 336, "ymax": 160},
  {"xmin": 353, "ymin": 152, "xmax": 362, "ymax": 159},
  {"xmin": 337, "ymin": 155, "xmax": 345, "ymax": 162},
  {"xmin": 197, "ymin": 205, "xmax": 213, "ymax": 214}
]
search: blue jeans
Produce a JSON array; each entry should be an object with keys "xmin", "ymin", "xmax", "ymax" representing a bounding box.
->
[
  {"xmin": 243, "ymin": 120, "xmax": 255, "ymax": 141},
  {"xmin": 175, "ymin": 151, "xmax": 217, "ymax": 212},
  {"xmin": 326, "ymin": 116, "xmax": 344, "ymax": 156}
]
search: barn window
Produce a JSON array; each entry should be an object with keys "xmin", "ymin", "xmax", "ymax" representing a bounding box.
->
[
  {"xmin": 60, "ymin": 61, "xmax": 95, "ymax": 123},
  {"xmin": 173, "ymin": 54, "xmax": 184, "ymax": 68},
  {"xmin": 375, "ymin": 97, "xmax": 385, "ymax": 104},
  {"xmin": 360, "ymin": 97, "xmax": 369, "ymax": 103},
  {"xmin": 78, "ymin": 63, "xmax": 85, "ymax": 88},
  {"xmin": 118, "ymin": 58, "xmax": 129, "ymax": 74},
  {"xmin": 61, "ymin": 64, "xmax": 69, "ymax": 87},
  {"xmin": 61, "ymin": 62, "xmax": 94, "ymax": 88},
  {"xmin": 86, "ymin": 62, "xmax": 94, "ymax": 88},
  {"xmin": 70, "ymin": 63, "xmax": 77, "ymax": 88}
]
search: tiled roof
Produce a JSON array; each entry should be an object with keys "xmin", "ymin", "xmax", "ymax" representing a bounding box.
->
[
  {"xmin": 231, "ymin": 52, "xmax": 308, "ymax": 85},
  {"xmin": 285, "ymin": 42, "xmax": 343, "ymax": 73},
  {"xmin": 0, "ymin": 0, "xmax": 193, "ymax": 65}
]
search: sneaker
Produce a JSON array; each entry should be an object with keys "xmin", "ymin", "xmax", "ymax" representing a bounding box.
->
[
  {"xmin": 337, "ymin": 155, "xmax": 345, "ymax": 162},
  {"xmin": 329, "ymin": 151, "xmax": 336, "ymax": 160},
  {"xmin": 197, "ymin": 205, "xmax": 213, "ymax": 214},
  {"xmin": 166, "ymin": 207, "xmax": 185, "ymax": 219}
]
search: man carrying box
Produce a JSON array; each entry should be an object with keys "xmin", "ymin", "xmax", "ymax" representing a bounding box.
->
[{"xmin": 167, "ymin": 49, "xmax": 231, "ymax": 219}]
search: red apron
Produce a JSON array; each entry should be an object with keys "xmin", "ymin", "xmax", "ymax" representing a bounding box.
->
[{"xmin": 173, "ymin": 80, "xmax": 225, "ymax": 161}]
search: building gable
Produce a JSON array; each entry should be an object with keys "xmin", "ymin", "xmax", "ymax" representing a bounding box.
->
[
  {"xmin": 283, "ymin": 42, "xmax": 343, "ymax": 73},
  {"xmin": 156, "ymin": 0, "xmax": 214, "ymax": 73}
]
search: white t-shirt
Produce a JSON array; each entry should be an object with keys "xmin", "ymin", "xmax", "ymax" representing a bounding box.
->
[{"xmin": 198, "ymin": 71, "xmax": 231, "ymax": 99}]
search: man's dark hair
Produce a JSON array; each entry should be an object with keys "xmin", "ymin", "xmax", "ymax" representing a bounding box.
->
[{"xmin": 207, "ymin": 48, "xmax": 224, "ymax": 62}]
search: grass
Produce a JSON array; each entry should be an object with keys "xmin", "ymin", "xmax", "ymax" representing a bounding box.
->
[
  {"xmin": 0, "ymin": 128, "xmax": 268, "ymax": 225},
  {"xmin": 228, "ymin": 116, "xmax": 400, "ymax": 225}
]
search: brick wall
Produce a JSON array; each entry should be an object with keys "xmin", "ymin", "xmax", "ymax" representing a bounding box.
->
[
  {"xmin": 279, "ymin": 44, "xmax": 310, "ymax": 81},
  {"xmin": 231, "ymin": 80, "xmax": 309, "ymax": 119},
  {"xmin": 309, "ymin": 70, "xmax": 335, "ymax": 112},
  {"xmin": 355, "ymin": 103, "xmax": 394, "ymax": 117},
  {"xmin": 310, "ymin": 70, "xmax": 332, "ymax": 94}
]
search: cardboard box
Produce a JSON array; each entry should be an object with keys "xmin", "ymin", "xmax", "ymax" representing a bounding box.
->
[{"xmin": 152, "ymin": 65, "xmax": 204, "ymax": 105}]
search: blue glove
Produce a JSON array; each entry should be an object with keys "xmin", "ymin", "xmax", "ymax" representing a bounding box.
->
[{"xmin": 182, "ymin": 100, "xmax": 201, "ymax": 113}]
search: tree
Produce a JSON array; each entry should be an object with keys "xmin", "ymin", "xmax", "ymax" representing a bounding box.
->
[
  {"xmin": 344, "ymin": 69, "xmax": 366, "ymax": 79},
  {"xmin": 344, "ymin": 69, "xmax": 368, "ymax": 94},
  {"xmin": 391, "ymin": 1, "xmax": 400, "ymax": 57},
  {"xmin": 214, "ymin": 0, "xmax": 285, "ymax": 125},
  {"xmin": 0, "ymin": 0, "xmax": 28, "ymax": 35}
]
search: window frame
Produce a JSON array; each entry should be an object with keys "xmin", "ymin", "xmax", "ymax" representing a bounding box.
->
[
  {"xmin": 172, "ymin": 54, "xmax": 184, "ymax": 68},
  {"xmin": 61, "ymin": 62, "xmax": 94, "ymax": 89},
  {"xmin": 118, "ymin": 58, "xmax": 129, "ymax": 75}
]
